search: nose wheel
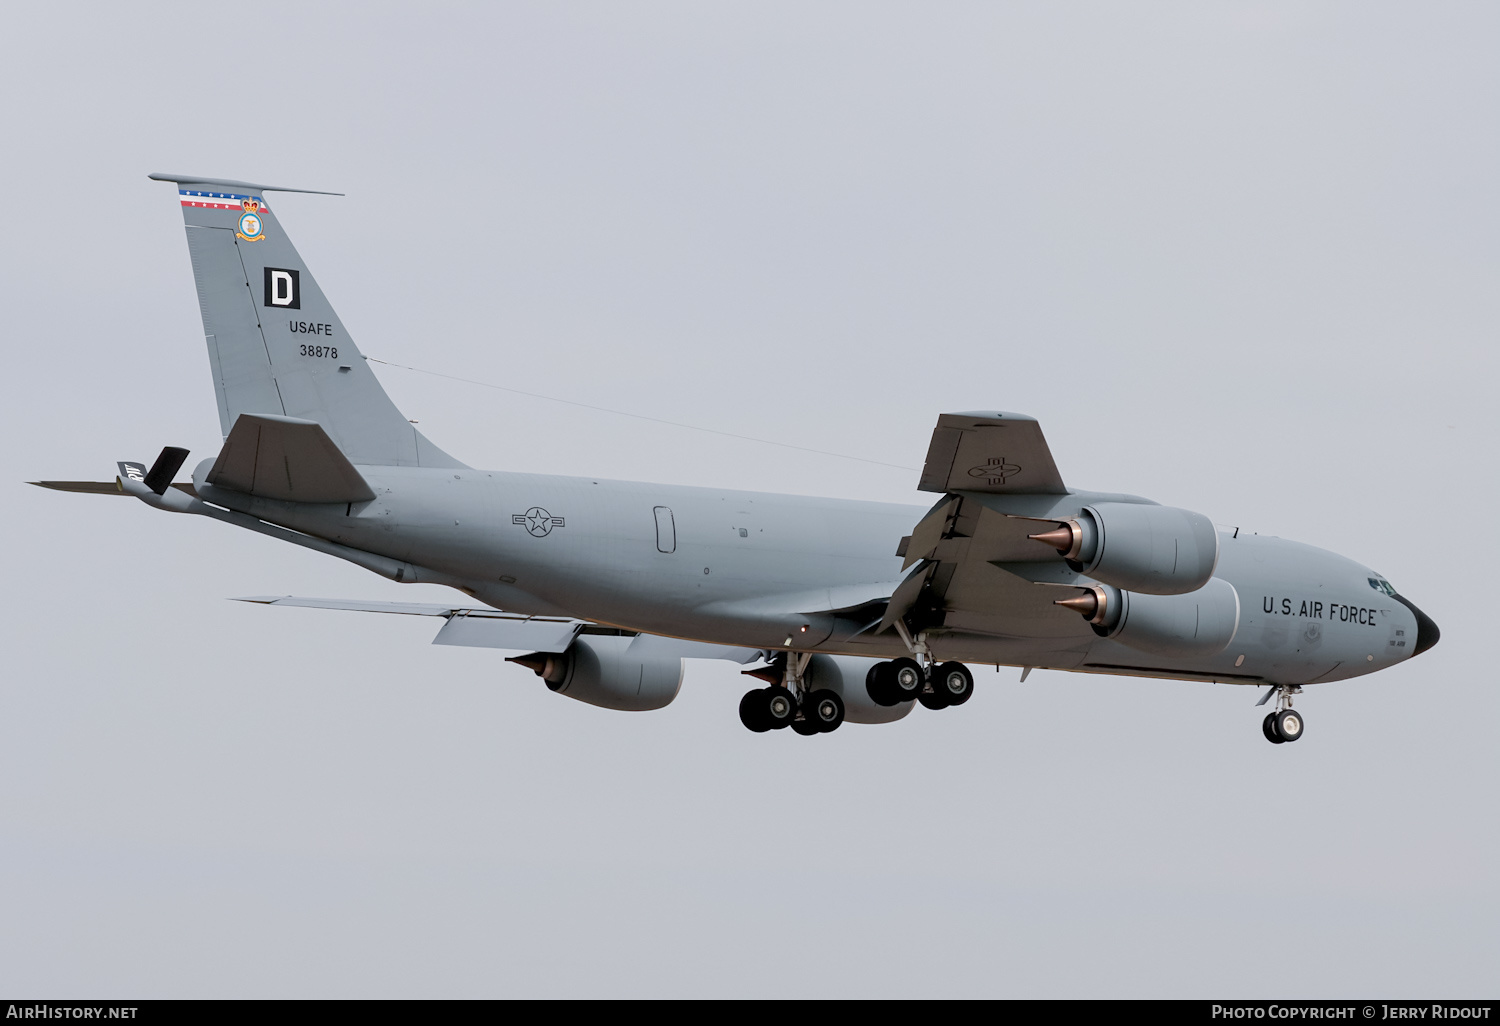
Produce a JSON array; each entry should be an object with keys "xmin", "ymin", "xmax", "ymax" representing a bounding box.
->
[{"xmin": 1259, "ymin": 687, "xmax": 1305, "ymax": 744}]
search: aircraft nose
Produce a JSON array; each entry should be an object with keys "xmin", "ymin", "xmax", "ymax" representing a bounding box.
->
[{"xmin": 1394, "ymin": 594, "xmax": 1440, "ymax": 657}]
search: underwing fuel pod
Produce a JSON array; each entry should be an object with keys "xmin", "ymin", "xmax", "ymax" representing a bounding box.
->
[{"xmin": 31, "ymin": 174, "xmax": 1440, "ymax": 746}]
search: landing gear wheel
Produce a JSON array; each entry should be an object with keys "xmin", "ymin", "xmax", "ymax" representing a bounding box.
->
[
  {"xmin": 1274, "ymin": 708, "xmax": 1304, "ymax": 743},
  {"xmin": 764, "ymin": 687, "xmax": 797, "ymax": 730},
  {"xmin": 866, "ymin": 662, "xmax": 900, "ymax": 707},
  {"xmin": 890, "ymin": 657, "xmax": 926, "ymax": 703},
  {"xmin": 1261, "ymin": 711, "xmax": 1284, "ymax": 745},
  {"xmin": 790, "ymin": 711, "xmax": 821, "ymax": 736},
  {"xmin": 934, "ymin": 661, "xmax": 973, "ymax": 706},
  {"xmin": 805, "ymin": 689, "xmax": 845, "ymax": 733},
  {"xmin": 739, "ymin": 689, "xmax": 772, "ymax": 733},
  {"xmin": 918, "ymin": 686, "xmax": 949, "ymax": 710}
]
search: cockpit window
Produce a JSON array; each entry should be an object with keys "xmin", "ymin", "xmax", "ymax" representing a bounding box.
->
[{"xmin": 1368, "ymin": 577, "xmax": 1397, "ymax": 597}]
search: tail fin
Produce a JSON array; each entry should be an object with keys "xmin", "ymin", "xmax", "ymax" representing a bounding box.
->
[{"xmin": 150, "ymin": 173, "xmax": 462, "ymax": 469}]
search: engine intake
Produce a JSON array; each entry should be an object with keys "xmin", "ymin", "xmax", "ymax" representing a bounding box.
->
[
  {"xmin": 1031, "ymin": 502, "xmax": 1219, "ymax": 595},
  {"xmin": 508, "ymin": 635, "xmax": 684, "ymax": 711}
]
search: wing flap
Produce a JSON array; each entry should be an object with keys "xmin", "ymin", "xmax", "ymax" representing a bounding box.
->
[
  {"xmin": 902, "ymin": 497, "xmax": 959, "ymax": 569},
  {"xmin": 433, "ymin": 614, "xmax": 582, "ymax": 653}
]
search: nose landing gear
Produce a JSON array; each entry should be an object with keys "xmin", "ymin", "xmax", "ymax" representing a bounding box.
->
[{"xmin": 1259, "ymin": 686, "xmax": 1305, "ymax": 744}]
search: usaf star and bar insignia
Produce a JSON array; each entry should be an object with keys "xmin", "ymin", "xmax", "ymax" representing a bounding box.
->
[{"xmin": 513, "ymin": 506, "xmax": 565, "ymax": 537}]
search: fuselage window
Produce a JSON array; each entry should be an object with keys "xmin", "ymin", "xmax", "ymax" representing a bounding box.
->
[{"xmin": 654, "ymin": 506, "xmax": 676, "ymax": 554}]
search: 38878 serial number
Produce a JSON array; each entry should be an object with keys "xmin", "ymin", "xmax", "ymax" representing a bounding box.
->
[{"xmin": 300, "ymin": 344, "xmax": 338, "ymax": 359}]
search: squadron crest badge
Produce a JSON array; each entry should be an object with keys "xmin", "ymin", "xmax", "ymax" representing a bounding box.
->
[{"xmin": 236, "ymin": 199, "xmax": 266, "ymax": 242}]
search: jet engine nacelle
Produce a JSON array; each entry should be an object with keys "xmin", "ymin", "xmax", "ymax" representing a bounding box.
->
[
  {"xmin": 1032, "ymin": 502, "xmax": 1219, "ymax": 596},
  {"xmin": 801, "ymin": 654, "xmax": 914, "ymax": 724},
  {"xmin": 511, "ymin": 635, "xmax": 684, "ymax": 712},
  {"xmin": 1059, "ymin": 577, "xmax": 1241, "ymax": 658}
]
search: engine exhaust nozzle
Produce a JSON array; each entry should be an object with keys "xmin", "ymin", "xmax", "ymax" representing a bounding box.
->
[
  {"xmin": 1029, "ymin": 520, "xmax": 1084, "ymax": 560},
  {"xmin": 507, "ymin": 652, "xmax": 568, "ymax": 684},
  {"xmin": 1054, "ymin": 585, "xmax": 1110, "ymax": 625}
]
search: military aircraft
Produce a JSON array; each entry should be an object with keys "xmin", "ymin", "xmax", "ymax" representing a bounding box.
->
[{"xmin": 34, "ymin": 174, "xmax": 1439, "ymax": 744}]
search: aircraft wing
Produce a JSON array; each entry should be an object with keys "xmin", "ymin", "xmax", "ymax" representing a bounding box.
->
[
  {"xmin": 236, "ymin": 596, "xmax": 764, "ymax": 662},
  {"xmin": 918, "ymin": 411, "xmax": 1066, "ymax": 495},
  {"xmin": 885, "ymin": 412, "xmax": 1094, "ymax": 644}
]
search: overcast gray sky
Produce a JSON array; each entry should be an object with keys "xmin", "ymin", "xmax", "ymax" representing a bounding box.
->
[{"xmin": 2, "ymin": 1, "xmax": 1495, "ymax": 997}]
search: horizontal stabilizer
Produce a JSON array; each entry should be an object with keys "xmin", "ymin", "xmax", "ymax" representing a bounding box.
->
[{"xmin": 208, "ymin": 413, "xmax": 375, "ymax": 503}]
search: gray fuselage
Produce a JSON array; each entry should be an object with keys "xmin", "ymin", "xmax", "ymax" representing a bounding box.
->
[{"xmin": 193, "ymin": 462, "xmax": 1422, "ymax": 689}]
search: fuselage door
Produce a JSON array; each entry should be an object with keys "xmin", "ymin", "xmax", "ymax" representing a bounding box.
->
[{"xmin": 654, "ymin": 506, "xmax": 676, "ymax": 554}]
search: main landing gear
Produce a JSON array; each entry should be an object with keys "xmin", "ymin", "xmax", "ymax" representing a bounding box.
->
[
  {"xmin": 1260, "ymin": 685, "xmax": 1305, "ymax": 744},
  {"xmin": 867, "ymin": 658, "xmax": 974, "ymax": 710},
  {"xmin": 738, "ymin": 653, "xmax": 846, "ymax": 736},
  {"xmin": 878, "ymin": 622, "xmax": 975, "ymax": 711},
  {"xmin": 737, "ymin": 647, "xmax": 978, "ymax": 735}
]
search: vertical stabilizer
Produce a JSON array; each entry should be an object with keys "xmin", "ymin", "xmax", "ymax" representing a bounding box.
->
[{"xmin": 150, "ymin": 173, "xmax": 462, "ymax": 469}]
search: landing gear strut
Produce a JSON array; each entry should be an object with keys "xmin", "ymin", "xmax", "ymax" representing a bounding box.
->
[{"xmin": 1260, "ymin": 685, "xmax": 1305, "ymax": 744}]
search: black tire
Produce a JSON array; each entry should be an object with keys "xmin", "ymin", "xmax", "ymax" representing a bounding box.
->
[
  {"xmin": 1275, "ymin": 709, "xmax": 1305, "ymax": 743},
  {"xmin": 935, "ymin": 661, "xmax": 973, "ymax": 706},
  {"xmin": 1262, "ymin": 711, "xmax": 1284, "ymax": 744},
  {"xmin": 918, "ymin": 686, "xmax": 949, "ymax": 710},
  {"xmin": 806, "ymin": 689, "xmax": 845, "ymax": 733},
  {"xmin": 764, "ymin": 686, "xmax": 798, "ymax": 729},
  {"xmin": 866, "ymin": 662, "xmax": 900, "ymax": 707},
  {"xmin": 890, "ymin": 657, "xmax": 926, "ymax": 703},
  {"xmin": 739, "ymin": 689, "xmax": 771, "ymax": 733},
  {"xmin": 790, "ymin": 712, "xmax": 821, "ymax": 736}
]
